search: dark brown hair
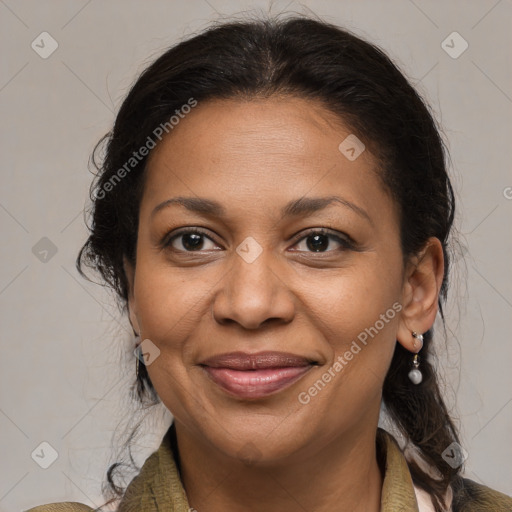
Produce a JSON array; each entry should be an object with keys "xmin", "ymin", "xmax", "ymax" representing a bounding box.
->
[{"xmin": 78, "ymin": 14, "xmax": 459, "ymax": 512}]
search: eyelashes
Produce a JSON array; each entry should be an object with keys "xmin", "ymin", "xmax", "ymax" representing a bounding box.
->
[
  {"xmin": 162, "ymin": 227, "xmax": 356, "ymax": 254},
  {"xmin": 290, "ymin": 228, "xmax": 354, "ymax": 253},
  {"xmin": 164, "ymin": 228, "xmax": 219, "ymax": 252}
]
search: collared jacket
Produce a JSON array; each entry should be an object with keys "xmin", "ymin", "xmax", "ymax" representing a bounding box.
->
[{"xmin": 26, "ymin": 425, "xmax": 512, "ymax": 512}]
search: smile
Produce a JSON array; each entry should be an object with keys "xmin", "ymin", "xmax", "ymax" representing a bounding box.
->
[
  {"xmin": 201, "ymin": 365, "xmax": 314, "ymax": 399},
  {"xmin": 199, "ymin": 351, "xmax": 317, "ymax": 400}
]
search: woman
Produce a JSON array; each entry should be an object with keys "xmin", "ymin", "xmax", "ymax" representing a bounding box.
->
[{"xmin": 28, "ymin": 15, "xmax": 512, "ymax": 512}]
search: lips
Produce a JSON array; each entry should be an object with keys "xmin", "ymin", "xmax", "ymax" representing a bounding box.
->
[
  {"xmin": 200, "ymin": 351, "xmax": 315, "ymax": 369},
  {"xmin": 199, "ymin": 351, "xmax": 317, "ymax": 399}
]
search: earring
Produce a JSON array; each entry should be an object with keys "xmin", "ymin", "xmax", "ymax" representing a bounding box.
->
[
  {"xmin": 134, "ymin": 335, "xmax": 141, "ymax": 378},
  {"xmin": 408, "ymin": 331, "xmax": 423, "ymax": 385}
]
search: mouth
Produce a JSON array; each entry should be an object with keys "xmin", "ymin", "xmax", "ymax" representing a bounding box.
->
[{"xmin": 199, "ymin": 351, "xmax": 318, "ymax": 400}]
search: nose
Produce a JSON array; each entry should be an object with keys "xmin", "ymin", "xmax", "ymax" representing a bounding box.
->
[{"xmin": 211, "ymin": 247, "xmax": 295, "ymax": 330}]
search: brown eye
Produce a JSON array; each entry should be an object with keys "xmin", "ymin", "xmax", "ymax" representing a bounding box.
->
[
  {"xmin": 291, "ymin": 229, "xmax": 353, "ymax": 253},
  {"xmin": 165, "ymin": 229, "xmax": 220, "ymax": 252}
]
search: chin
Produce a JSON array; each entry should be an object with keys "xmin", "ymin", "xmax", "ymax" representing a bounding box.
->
[{"xmin": 197, "ymin": 413, "xmax": 313, "ymax": 465}]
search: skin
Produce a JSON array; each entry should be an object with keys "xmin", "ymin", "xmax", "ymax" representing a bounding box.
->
[{"xmin": 124, "ymin": 96, "xmax": 444, "ymax": 512}]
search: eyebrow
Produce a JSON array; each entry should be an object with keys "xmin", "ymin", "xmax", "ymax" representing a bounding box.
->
[{"xmin": 151, "ymin": 195, "xmax": 372, "ymax": 224}]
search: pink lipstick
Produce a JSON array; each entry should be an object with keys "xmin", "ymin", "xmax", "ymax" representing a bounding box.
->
[{"xmin": 199, "ymin": 351, "xmax": 316, "ymax": 399}]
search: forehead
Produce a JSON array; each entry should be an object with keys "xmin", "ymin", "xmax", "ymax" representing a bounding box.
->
[
  {"xmin": 147, "ymin": 96, "xmax": 358, "ymax": 168},
  {"xmin": 141, "ymin": 96, "xmax": 396, "ymax": 225}
]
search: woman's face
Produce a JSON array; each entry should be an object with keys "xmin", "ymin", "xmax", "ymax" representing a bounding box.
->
[{"xmin": 128, "ymin": 96, "xmax": 411, "ymax": 463}]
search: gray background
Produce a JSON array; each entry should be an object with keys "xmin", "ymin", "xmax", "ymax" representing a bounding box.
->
[{"xmin": 1, "ymin": 1, "xmax": 511, "ymax": 510}]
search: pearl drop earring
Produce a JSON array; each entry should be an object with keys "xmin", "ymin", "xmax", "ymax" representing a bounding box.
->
[{"xmin": 408, "ymin": 331, "xmax": 423, "ymax": 385}]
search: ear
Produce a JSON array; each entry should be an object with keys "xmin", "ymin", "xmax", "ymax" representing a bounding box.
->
[
  {"xmin": 123, "ymin": 256, "xmax": 141, "ymax": 336},
  {"xmin": 397, "ymin": 237, "xmax": 444, "ymax": 353}
]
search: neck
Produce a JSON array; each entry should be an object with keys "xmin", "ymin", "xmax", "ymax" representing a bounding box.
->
[{"xmin": 174, "ymin": 421, "xmax": 384, "ymax": 512}]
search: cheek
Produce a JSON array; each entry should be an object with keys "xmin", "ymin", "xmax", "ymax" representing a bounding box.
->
[
  {"xmin": 304, "ymin": 261, "xmax": 401, "ymax": 340},
  {"xmin": 133, "ymin": 254, "xmax": 214, "ymax": 341},
  {"xmin": 133, "ymin": 259, "xmax": 214, "ymax": 419},
  {"xmin": 304, "ymin": 261, "xmax": 402, "ymax": 398}
]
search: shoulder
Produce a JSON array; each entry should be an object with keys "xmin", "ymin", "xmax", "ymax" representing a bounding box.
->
[
  {"xmin": 451, "ymin": 476, "xmax": 512, "ymax": 511},
  {"xmin": 25, "ymin": 503, "xmax": 94, "ymax": 512}
]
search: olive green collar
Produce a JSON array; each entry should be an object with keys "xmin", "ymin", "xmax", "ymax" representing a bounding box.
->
[{"xmin": 117, "ymin": 424, "xmax": 420, "ymax": 511}]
